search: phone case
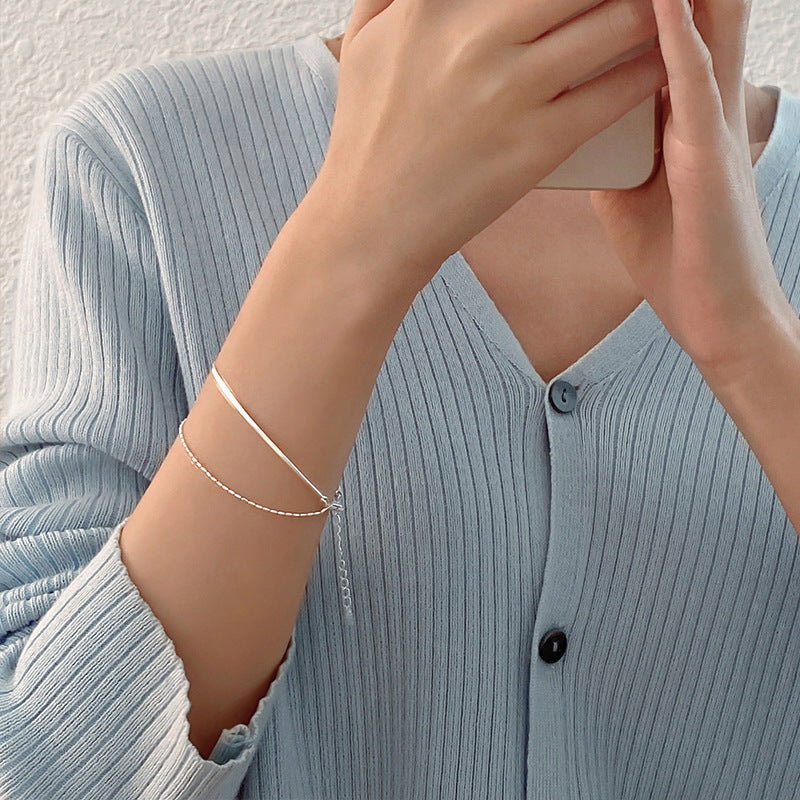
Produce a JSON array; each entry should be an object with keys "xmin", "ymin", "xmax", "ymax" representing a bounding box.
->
[{"xmin": 535, "ymin": 0, "xmax": 693, "ymax": 191}]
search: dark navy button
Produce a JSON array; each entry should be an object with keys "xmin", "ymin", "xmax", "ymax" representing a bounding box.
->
[
  {"xmin": 548, "ymin": 380, "xmax": 577, "ymax": 413},
  {"xmin": 538, "ymin": 629, "xmax": 568, "ymax": 664}
]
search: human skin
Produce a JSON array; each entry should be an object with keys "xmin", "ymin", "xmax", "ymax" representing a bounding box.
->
[
  {"xmin": 321, "ymin": 25, "xmax": 777, "ymax": 387},
  {"xmin": 116, "ymin": 0, "xmax": 777, "ymax": 763},
  {"xmin": 322, "ymin": 34, "xmax": 777, "ymax": 167}
]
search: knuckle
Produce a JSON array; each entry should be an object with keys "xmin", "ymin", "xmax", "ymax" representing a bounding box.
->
[
  {"xmin": 606, "ymin": 0, "xmax": 649, "ymax": 40},
  {"xmin": 604, "ymin": 5, "xmax": 625, "ymax": 40},
  {"xmin": 441, "ymin": 22, "xmax": 482, "ymax": 75},
  {"xmin": 629, "ymin": 0, "xmax": 657, "ymax": 33},
  {"xmin": 698, "ymin": 45, "xmax": 715, "ymax": 74}
]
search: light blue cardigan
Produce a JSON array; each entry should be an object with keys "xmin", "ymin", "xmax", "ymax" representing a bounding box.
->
[{"xmin": 2, "ymin": 31, "xmax": 800, "ymax": 799}]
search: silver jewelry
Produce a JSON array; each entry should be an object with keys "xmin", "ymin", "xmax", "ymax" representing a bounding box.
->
[{"xmin": 175, "ymin": 362, "xmax": 353, "ymax": 623}]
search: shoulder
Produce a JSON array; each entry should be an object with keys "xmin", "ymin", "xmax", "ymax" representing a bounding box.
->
[{"xmin": 38, "ymin": 38, "xmax": 314, "ymax": 213}]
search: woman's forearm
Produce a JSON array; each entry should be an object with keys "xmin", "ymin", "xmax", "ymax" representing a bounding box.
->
[{"xmin": 118, "ymin": 180, "xmax": 423, "ymax": 760}]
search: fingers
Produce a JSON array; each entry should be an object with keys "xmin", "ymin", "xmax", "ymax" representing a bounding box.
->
[
  {"xmin": 535, "ymin": 44, "xmax": 668, "ymax": 167},
  {"xmin": 649, "ymin": 0, "xmax": 726, "ymax": 147},
  {"xmin": 516, "ymin": 0, "xmax": 660, "ymax": 104},
  {"xmin": 492, "ymin": 0, "xmax": 602, "ymax": 44},
  {"xmin": 688, "ymin": 0, "xmax": 751, "ymax": 125}
]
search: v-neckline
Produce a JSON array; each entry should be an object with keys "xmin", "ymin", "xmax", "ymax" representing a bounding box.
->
[{"xmin": 294, "ymin": 32, "xmax": 800, "ymax": 390}]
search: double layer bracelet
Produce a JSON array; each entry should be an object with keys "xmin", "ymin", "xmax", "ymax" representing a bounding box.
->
[{"xmin": 177, "ymin": 361, "xmax": 353, "ymax": 623}]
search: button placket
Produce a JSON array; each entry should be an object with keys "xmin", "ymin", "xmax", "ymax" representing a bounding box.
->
[
  {"xmin": 540, "ymin": 379, "xmax": 576, "ymax": 668},
  {"xmin": 525, "ymin": 375, "xmax": 583, "ymax": 799}
]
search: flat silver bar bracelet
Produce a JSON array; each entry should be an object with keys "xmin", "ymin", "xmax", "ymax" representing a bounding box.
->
[{"xmin": 176, "ymin": 361, "xmax": 353, "ymax": 624}]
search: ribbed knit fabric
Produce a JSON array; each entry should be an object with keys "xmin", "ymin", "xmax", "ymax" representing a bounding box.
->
[{"xmin": 1, "ymin": 30, "xmax": 800, "ymax": 800}]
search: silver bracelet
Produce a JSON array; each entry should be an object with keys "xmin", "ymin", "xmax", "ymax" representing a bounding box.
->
[
  {"xmin": 177, "ymin": 417, "xmax": 339, "ymax": 516},
  {"xmin": 175, "ymin": 362, "xmax": 353, "ymax": 624},
  {"xmin": 210, "ymin": 362, "xmax": 336, "ymax": 508}
]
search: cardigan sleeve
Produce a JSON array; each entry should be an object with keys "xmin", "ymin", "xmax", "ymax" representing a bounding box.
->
[{"xmin": 0, "ymin": 121, "xmax": 294, "ymax": 799}]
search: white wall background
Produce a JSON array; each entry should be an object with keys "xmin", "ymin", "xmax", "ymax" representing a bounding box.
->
[{"xmin": 2, "ymin": 0, "xmax": 799, "ymax": 417}]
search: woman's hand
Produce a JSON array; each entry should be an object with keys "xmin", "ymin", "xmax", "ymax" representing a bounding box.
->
[
  {"xmin": 315, "ymin": 0, "xmax": 670, "ymax": 295},
  {"xmin": 589, "ymin": 0, "xmax": 794, "ymax": 379}
]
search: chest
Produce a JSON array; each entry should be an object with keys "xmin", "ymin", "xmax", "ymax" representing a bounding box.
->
[
  {"xmin": 454, "ymin": 141, "xmax": 769, "ymax": 385},
  {"xmin": 459, "ymin": 237, "xmax": 646, "ymax": 385}
]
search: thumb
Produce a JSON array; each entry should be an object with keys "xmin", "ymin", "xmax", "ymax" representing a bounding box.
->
[{"xmin": 344, "ymin": 0, "xmax": 395, "ymax": 40}]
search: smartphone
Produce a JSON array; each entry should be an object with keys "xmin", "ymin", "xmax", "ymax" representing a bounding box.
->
[{"xmin": 535, "ymin": 0, "xmax": 694, "ymax": 190}]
